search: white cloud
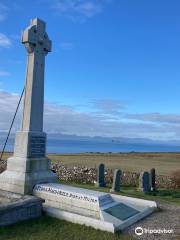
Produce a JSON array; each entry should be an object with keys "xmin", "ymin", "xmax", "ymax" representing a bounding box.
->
[
  {"xmin": 0, "ymin": 3, "xmax": 8, "ymax": 22},
  {"xmin": 0, "ymin": 91, "xmax": 23, "ymax": 132},
  {"xmin": 1, "ymin": 91, "xmax": 180, "ymax": 140},
  {"xmin": 0, "ymin": 71, "xmax": 10, "ymax": 77},
  {"xmin": 91, "ymin": 99, "xmax": 126, "ymax": 115},
  {"xmin": 125, "ymin": 113, "xmax": 180, "ymax": 125},
  {"xmin": 0, "ymin": 33, "xmax": 11, "ymax": 48},
  {"xmin": 53, "ymin": 0, "xmax": 112, "ymax": 22}
]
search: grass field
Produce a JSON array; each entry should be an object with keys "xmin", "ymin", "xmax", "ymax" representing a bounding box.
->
[
  {"xmin": 49, "ymin": 152, "xmax": 180, "ymax": 175},
  {"xmin": 1, "ymin": 152, "xmax": 180, "ymax": 176}
]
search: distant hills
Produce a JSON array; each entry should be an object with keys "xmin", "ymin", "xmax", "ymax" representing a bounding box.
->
[{"xmin": 0, "ymin": 131, "xmax": 179, "ymax": 147}]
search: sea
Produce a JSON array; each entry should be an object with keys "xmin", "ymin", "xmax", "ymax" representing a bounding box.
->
[{"xmin": 0, "ymin": 137, "xmax": 180, "ymax": 153}]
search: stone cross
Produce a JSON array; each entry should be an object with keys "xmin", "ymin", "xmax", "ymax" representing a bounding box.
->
[
  {"xmin": 21, "ymin": 18, "xmax": 51, "ymax": 132},
  {"xmin": 0, "ymin": 18, "xmax": 56, "ymax": 195},
  {"xmin": 110, "ymin": 169, "xmax": 122, "ymax": 193},
  {"xmin": 96, "ymin": 163, "xmax": 106, "ymax": 187}
]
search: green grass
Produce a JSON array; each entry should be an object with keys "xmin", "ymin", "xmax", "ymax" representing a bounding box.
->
[
  {"xmin": 120, "ymin": 187, "xmax": 180, "ymax": 205},
  {"xmin": 0, "ymin": 216, "xmax": 133, "ymax": 240}
]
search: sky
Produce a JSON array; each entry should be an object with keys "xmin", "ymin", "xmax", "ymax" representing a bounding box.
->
[{"xmin": 0, "ymin": 0, "xmax": 180, "ymax": 140}]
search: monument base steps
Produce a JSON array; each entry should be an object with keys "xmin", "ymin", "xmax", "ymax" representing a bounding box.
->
[
  {"xmin": 0, "ymin": 190, "xmax": 43, "ymax": 226},
  {"xmin": 0, "ymin": 167, "xmax": 56, "ymax": 195}
]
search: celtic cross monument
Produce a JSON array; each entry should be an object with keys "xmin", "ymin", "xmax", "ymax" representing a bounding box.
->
[{"xmin": 0, "ymin": 18, "xmax": 57, "ymax": 194}]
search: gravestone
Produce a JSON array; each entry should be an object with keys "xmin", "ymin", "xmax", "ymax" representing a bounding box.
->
[
  {"xmin": 139, "ymin": 171, "xmax": 150, "ymax": 193},
  {"xmin": 0, "ymin": 18, "xmax": 57, "ymax": 195},
  {"xmin": 96, "ymin": 163, "xmax": 106, "ymax": 187},
  {"xmin": 150, "ymin": 168, "xmax": 156, "ymax": 192},
  {"xmin": 110, "ymin": 169, "xmax": 122, "ymax": 193}
]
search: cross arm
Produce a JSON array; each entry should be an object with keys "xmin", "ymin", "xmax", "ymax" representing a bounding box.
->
[{"xmin": 22, "ymin": 25, "xmax": 37, "ymax": 45}]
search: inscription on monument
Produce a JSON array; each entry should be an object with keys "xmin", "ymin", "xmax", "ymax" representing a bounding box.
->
[
  {"xmin": 105, "ymin": 203, "xmax": 139, "ymax": 221},
  {"xmin": 34, "ymin": 185, "xmax": 98, "ymax": 204},
  {"xmin": 30, "ymin": 136, "xmax": 46, "ymax": 157}
]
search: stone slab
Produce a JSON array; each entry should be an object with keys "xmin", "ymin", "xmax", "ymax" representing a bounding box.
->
[
  {"xmin": 33, "ymin": 183, "xmax": 157, "ymax": 233},
  {"xmin": 0, "ymin": 190, "xmax": 43, "ymax": 226},
  {"xmin": 34, "ymin": 183, "xmax": 114, "ymax": 219},
  {"xmin": 45, "ymin": 206, "xmax": 115, "ymax": 233}
]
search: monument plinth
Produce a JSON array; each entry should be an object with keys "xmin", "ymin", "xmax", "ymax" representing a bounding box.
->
[{"xmin": 0, "ymin": 18, "xmax": 57, "ymax": 194}]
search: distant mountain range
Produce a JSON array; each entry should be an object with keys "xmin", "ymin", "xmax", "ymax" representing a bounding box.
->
[{"xmin": 0, "ymin": 131, "xmax": 179, "ymax": 147}]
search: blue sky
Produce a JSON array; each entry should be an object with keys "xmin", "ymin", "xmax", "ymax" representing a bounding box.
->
[{"xmin": 0, "ymin": 0, "xmax": 180, "ymax": 140}]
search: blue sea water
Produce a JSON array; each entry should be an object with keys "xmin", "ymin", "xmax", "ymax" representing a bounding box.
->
[
  {"xmin": 1, "ymin": 137, "xmax": 180, "ymax": 153},
  {"xmin": 47, "ymin": 139, "xmax": 180, "ymax": 153}
]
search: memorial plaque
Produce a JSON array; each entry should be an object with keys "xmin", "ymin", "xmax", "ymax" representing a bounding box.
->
[
  {"xmin": 30, "ymin": 136, "xmax": 46, "ymax": 157},
  {"xmin": 105, "ymin": 203, "xmax": 139, "ymax": 221}
]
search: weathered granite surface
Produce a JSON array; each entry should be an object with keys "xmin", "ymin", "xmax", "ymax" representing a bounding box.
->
[{"xmin": 0, "ymin": 190, "xmax": 43, "ymax": 226}]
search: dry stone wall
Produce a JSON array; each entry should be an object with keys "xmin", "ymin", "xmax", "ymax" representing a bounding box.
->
[
  {"xmin": 0, "ymin": 161, "xmax": 178, "ymax": 189},
  {"xmin": 51, "ymin": 163, "xmax": 178, "ymax": 189}
]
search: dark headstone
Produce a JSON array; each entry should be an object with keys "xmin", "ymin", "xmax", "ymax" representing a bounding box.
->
[
  {"xmin": 139, "ymin": 171, "xmax": 150, "ymax": 193},
  {"xmin": 110, "ymin": 169, "xmax": 122, "ymax": 192},
  {"xmin": 150, "ymin": 168, "xmax": 156, "ymax": 192},
  {"xmin": 96, "ymin": 163, "xmax": 106, "ymax": 187}
]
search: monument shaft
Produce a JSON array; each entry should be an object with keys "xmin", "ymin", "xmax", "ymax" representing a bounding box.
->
[
  {"xmin": 0, "ymin": 18, "xmax": 56, "ymax": 194},
  {"xmin": 22, "ymin": 52, "xmax": 45, "ymax": 132}
]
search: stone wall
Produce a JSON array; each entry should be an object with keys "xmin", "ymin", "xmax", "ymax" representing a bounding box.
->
[
  {"xmin": 52, "ymin": 163, "xmax": 178, "ymax": 189},
  {"xmin": 0, "ymin": 161, "xmax": 178, "ymax": 189}
]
